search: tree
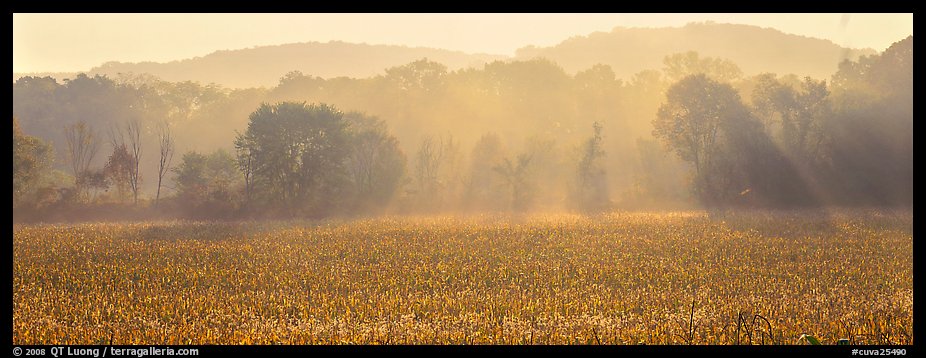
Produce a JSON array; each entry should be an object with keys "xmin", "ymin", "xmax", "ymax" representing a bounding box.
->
[
  {"xmin": 174, "ymin": 151, "xmax": 210, "ymax": 205},
  {"xmin": 480, "ymin": 58, "xmax": 573, "ymax": 132},
  {"xmin": 384, "ymin": 58, "xmax": 448, "ymax": 93},
  {"xmin": 63, "ymin": 121, "xmax": 101, "ymax": 201},
  {"xmin": 493, "ymin": 154, "xmax": 533, "ymax": 211},
  {"xmin": 272, "ymin": 71, "xmax": 326, "ymax": 101},
  {"xmin": 79, "ymin": 168, "xmax": 110, "ymax": 203},
  {"xmin": 663, "ymin": 51, "xmax": 743, "ymax": 83},
  {"xmin": 410, "ymin": 133, "xmax": 464, "ymax": 211},
  {"xmin": 522, "ymin": 135, "xmax": 563, "ymax": 207},
  {"xmin": 574, "ymin": 64, "xmax": 623, "ymax": 126},
  {"xmin": 791, "ymin": 77, "xmax": 830, "ymax": 161},
  {"xmin": 126, "ymin": 120, "xmax": 142, "ymax": 205},
  {"xmin": 13, "ymin": 117, "xmax": 54, "ymax": 209},
  {"xmin": 751, "ymin": 74, "xmax": 830, "ymax": 162},
  {"xmin": 655, "ymin": 75, "xmax": 734, "ymax": 179},
  {"xmin": 655, "ymin": 75, "xmax": 733, "ymax": 204},
  {"xmin": 234, "ymin": 132, "xmax": 256, "ymax": 207},
  {"xmin": 172, "ymin": 149, "xmax": 240, "ymax": 217},
  {"xmin": 413, "ymin": 135, "xmax": 445, "ymax": 210},
  {"xmin": 109, "ymin": 121, "xmax": 143, "ymax": 204},
  {"xmin": 155, "ymin": 121, "xmax": 174, "ymax": 207},
  {"xmin": 832, "ymin": 36, "xmax": 912, "ymax": 102},
  {"xmin": 465, "ymin": 133, "xmax": 508, "ymax": 210},
  {"xmin": 751, "ymin": 73, "xmax": 797, "ymax": 130},
  {"xmin": 155, "ymin": 80, "xmax": 226, "ymax": 123},
  {"xmin": 103, "ymin": 144, "xmax": 134, "ymax": 203},
  {"xmin": 343, "ymin": 112, "xmax": 406, "ymax": 210},
  {"xmin": 654, "ymin": 74, "xmax": 781, "ymax": 206},
  {"xmin": 826, "ymin": 36, "xmax": 912, "ymax": 206},
  {"xmin": 174, "ymin": 150, "xmax": 238, "ymax": 202},
  {"xmin": 571, "ymin": 122, "xmax": 609, "ymax": 212},
  {"xmin": 235, "ymin": 102, "xmax": 350, "ymax": 215}
]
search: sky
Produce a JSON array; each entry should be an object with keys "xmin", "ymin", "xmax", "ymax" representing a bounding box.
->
[{"xmin": 12, "ymin": 13, "xmax": 913, "ymax": 73}]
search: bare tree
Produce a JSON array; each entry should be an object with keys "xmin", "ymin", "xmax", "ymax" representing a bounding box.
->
[
  {"xmin": 493, "ymin": 154, "xmax": 533, "ymax": 211},
  {"xmin": 109, "ymin": 121, "xmax": 144, "ymax": 205},
  {"xmin": 126, "ymin": 120, "xmax": 142, "ymax": 205},
  {"xmin": 108, "ymin": 125, "xmax": 122, "ymax": 149},
  {"xmin": 413, "ymin": 134, "xmax": 463, "ymax": 210},
  {"xmin": 155, "ymin": 121, "xmax": 174, "ymax": 207},
  {"xmin": 415, "ymin": 136, "xmax": 444, "ymax": 195},
  {"xmin": 437, "ymin": 134, "xmax": 462, "ymax": 197},
  {"xmin": 63, "ymin": 121, "xmax": 100, "ymax": 200},
  {"xmin": 234, "ymin": 132, "xmax": 256, "ymax": 207}
]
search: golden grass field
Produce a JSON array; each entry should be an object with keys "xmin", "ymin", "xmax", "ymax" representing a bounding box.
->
[{"xmin": 13, "ymin": 210, "xmax": 912, "ymax": 345}]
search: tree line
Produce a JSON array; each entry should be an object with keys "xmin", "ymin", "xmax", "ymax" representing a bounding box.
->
[{"xmin": 12, "ymin": 36, "xmax": 912, "ymax": 221}]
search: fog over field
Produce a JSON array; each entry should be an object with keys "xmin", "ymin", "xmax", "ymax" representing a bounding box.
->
[{"xmin": 12, "ymin": 13, "xmax": 913, "ymax": 348}]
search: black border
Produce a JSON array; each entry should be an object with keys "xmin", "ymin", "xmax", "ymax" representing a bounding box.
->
[
  {"xmin": 11, "ymin": 6, "xmax": 918, "ymax": 358},
  {"xmin": 8, "ymin": 344, "xmax": 920, "ymax": 354}
]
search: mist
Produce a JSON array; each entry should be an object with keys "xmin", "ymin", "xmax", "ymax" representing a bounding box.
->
[
  {"xmin": 11, "ymin": 15, "xmax": 915, "ymax": 350},
  {"xmin": 13, "ymin": 22, "xmax": 912, "ymax": 222}
]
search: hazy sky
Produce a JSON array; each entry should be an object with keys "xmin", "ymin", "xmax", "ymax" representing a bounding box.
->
[{"xmin": 13, "ymin": 13, "xmax": 913, "ymax": 73}]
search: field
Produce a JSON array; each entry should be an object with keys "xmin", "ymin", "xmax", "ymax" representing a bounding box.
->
[{"xmin": 13, "ymin": 210, "xmax": 913, "ymax": 345}]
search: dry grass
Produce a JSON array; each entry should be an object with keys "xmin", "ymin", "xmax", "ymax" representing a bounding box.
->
[{"xmin": 13, "ymin": 210, "xmax": 912, "ymax": 345}]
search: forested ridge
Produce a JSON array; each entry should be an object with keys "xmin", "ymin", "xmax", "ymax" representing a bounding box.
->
[
  {"xmin": 13, "ymin": 23, "xmax": 874, "ymax": 89},
  {"xmin": 13, "ymin": 34, "xmax": 912, "ymax": 221}
]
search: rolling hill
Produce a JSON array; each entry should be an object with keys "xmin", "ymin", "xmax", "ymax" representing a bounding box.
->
[
  {"xmin": 86, "ymin": 41, "xmax": 506, "ymax": 88},
  {"xmin": 13, "ymin": 22, "xmax": 877, "ymax": 88},
  {"xmin": 514, "ymin": 22, "xmax": 876, "ymax": 80}
]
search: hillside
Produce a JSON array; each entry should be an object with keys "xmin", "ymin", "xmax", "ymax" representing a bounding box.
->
[
  {"xmin": 515, "ymin": 22, "xmax": 876, "ymax": 80},
  {"xmin": 84, "ymin": 41, "xmax": 506, "ymax": 88},
  {"xmin": 14, "ymin": 23, "xmax": 877, "ymax": 88}
]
